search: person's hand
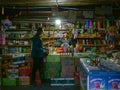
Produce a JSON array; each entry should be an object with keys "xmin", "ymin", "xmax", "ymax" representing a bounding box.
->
[
  {"xmin": 44, "ymin": 49, "xmax": 49, "ymax": 56},
  {"xmin": 44, "ymin": 50, "xmax": 49, "ymax": 53}
]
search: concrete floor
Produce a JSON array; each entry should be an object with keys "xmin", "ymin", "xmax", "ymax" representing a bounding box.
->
[{"xmin": 1, "ymin": 84, "xmax": 80, "ymax": 90}]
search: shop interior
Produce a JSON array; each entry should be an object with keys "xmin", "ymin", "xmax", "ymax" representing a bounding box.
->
[{"xmin": 0, "ymin": 0, "xmax": 120, "ymax": 90}]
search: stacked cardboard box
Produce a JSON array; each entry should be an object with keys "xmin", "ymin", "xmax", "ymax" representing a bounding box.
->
[
  {"xmin": 18, "ymin": 63, "xmax": 31, "ymax": 85},
  {"xmin": 45, "ymin": 55, "xmax": 61, "ymax": 79},
  {"xmin": 1, "ymin": 55, "xmax": 17, "ymax": 86},
  {"xmin": 2, "ymin": 78, "xmax": 17, "ymax": 86},
  {"xmin": 50, "ymin": 56, "xmax": 75, "ymax": 86},
  {"xmin": 8, "ymin": 65, "xmax": 19, "ymax": 79},
  {"xmin": 45, "ymin": 62, "xmax": 61, "ymax": 79},
  {"xmin": 13, "ymin": 55, "xmax": 25, "ymax": 64},
  {"xmin": 1, "ymin": 54, "xmax": 31, "ymax": 86},
  {"xmin": 60, "ymin": 56, "xmax": 75, "ymax": 78},
  {"xmin": 19, "ymin": 76, "xmax": 30, "ymax": 86},
  {"xmin": 2, "ymin": 65, "xmax": 18, "ymax": 86}
]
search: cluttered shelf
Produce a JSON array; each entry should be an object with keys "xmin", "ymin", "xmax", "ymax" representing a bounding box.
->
[
  {"xmin": 77, "ymin": 36, "xmax": 105, "ymax": 39},
  {"xmin": 6, "ymin": 28, "xmax": 68, "ymax": 32},
  {"xmin": 6, "ymin": 38, "xmax": 31, "ymax": 40},
  {"xmin": 7, "ymin": 44, "xmax": 31, "ymax": 47},
  {"xmin": 79, "ymin": 44, "xmax": 107, "ymax": 47},
  {"xmin": 5, "ymin": 29, "xmax": 33, "ymax": 31}
]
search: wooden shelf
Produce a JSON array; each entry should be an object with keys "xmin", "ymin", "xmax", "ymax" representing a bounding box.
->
[
  {"xmin": 6, "ymin": 29, "xmax": 33, "ymax": 31},
  {"xmin": 6, "ymin": 28, "xmax": 68, "ymax": 31},
  {"xmin": 42, "ymin": 37, "xmax": 60, "ymax": 39},
  {"xmin": 77, "ymin": 37, "xmax": 105, "ymax": 39},
  {"xmin": 80, "ymin": 44, "xmax": 107, "ymax": 47},
  {"xmin": 44, "ymin": 29, "xmax": 68, "ymax": 31},
  {"xmin": 7, "ymin": 45, "xmax": 31, "ymax": 47},
  {"xmin": 6, "ymin": 38, "xmax": 31, "ymax": 40}
]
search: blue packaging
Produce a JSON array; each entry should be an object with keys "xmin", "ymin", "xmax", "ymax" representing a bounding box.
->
[
  {"xmin": 89, "ymin": 75, "xmax": 108, "ymax": 90},
  {"xmin": 108, "ymin": 76, "xmax": 120, "ymax": 90}
]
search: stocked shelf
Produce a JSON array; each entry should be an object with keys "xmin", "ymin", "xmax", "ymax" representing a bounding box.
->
[
  {"xmin": 7, "ymin": 45, "xmax": 31, "ymax": 47},
  {"xmin": 42, "ymin": 37, "xmax": 61, "ymax": 39},
  {"xmin": 6, "ymin": 38, "xmax": 31, "ymax": 40},
  {"xmin": 77, "ymin": 37, "xmax": 105, "ymax": 39},
  {"xmin": 79, "ymin": 44, "xmax": 107, "ymax": 47},
  {"xmin": 5, "ymin": 29, "xmax": 32, "ymax": 31}
]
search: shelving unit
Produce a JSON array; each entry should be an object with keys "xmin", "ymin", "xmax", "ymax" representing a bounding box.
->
[
  {"xmin": 75, "ymin": 35, "xmax": 107, "ymax": 53},
  {"xmin": 5, "ymin": 29, "xmax": 32, "ymax": 53},
  {"xmin": 4, "ymin": 21, "xmax": 71, "ymax": 54}
]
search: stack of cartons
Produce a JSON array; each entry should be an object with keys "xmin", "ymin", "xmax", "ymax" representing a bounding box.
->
[
  {"xmin": 50, "ymin": 55, "xmax": 75, "ymax": 86},
  {"xmin": 60, "ymin": 56, "xmax": 75, "ymax": 78},
  {"xmin": 18, "ymin": 63, "xmax": 31, "ymax": 85},
  {"xmin": 2, "ymin": 65, "xmax": 18, "ymax": 86},
  {"xmin": 1, "ymin": 55, "xmax": 17, "ymax": 86},
  {"xmin": 45, "ymin": 55, "xmax": 61, "ymax": 79}
]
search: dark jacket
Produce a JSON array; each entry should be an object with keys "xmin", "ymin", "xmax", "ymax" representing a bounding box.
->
[{"xmin": 31, "ymin": 35, "xmax": 46, "ymax": 58}]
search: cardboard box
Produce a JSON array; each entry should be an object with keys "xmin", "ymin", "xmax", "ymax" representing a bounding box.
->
[
  {"xmin": 13, "ymin": 56, "xmax": 25, "ymax": 64},
  {"xmin": 47, "ymin": 55, "xmax": 60, "ymax": 62},
  {"xmin": 45, "ymin": 62, "xmax": 61, "ymax": 71},
  {"xmin": 61, "ymin": 72, "xmax": 74, "ymax": 78},
  {"xmin": 61, "ymin": 60, "xmax": 74, "ymax": 66},
  {"xmin": 19, "ymin": 76, "xmax": 30, "ymax": 85},
  {"xmin": 61, "ymin": 65, "xmax": 75, "ymax": 73},
  {"xmin": 44, "ymin": 71, "xmax": 60, "ymax": 79},
  {"xmin": 8, "ymin": 69, "xmax": 19, "ymax": 79},
  {"xmin": 2, "ymin": 78, "xmax": 17, "ymax": 86},
  {"xmin": 8, "ymin": 65, "xmax": 19, "ymax": 79},
  {"xmin": 60, "ymin": 56, "xmax": 74, "ymax": 66}
]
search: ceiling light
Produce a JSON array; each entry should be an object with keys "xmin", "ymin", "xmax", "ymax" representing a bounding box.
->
[{"xmin": 55, "ymin": 19, "xmax": 61, "ymax": 25}]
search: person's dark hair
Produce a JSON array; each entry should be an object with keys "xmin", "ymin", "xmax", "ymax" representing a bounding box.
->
[{"xmin": 36, "ymin": 27, "xmax": 43, "ymax": 35}]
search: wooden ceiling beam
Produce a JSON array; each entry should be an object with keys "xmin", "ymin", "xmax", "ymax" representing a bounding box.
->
[{"xmin": 1, "ymin": 0, "xmax": 119, "ymax": 6}]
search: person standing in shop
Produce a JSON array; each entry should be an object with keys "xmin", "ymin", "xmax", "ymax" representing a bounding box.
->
[
  {"xmin": 31, "ymin": 27, "xmax": 49, "ymax": 86},
  {"xmin": 60, "ymin": 32, "xmax": 72, "ymax": 52},
  {"xmin": 60, "ymin": 32, "xmax": 72, "ymax": 47}
]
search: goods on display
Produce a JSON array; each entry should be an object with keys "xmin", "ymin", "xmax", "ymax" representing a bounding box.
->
[
  {"xmin": 79, "ymin": 56, "xmax": 120, "ymax": 90},
  {"xmin": 0, "ymin": 13, "xmax": 120, "ymax": 88}
]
